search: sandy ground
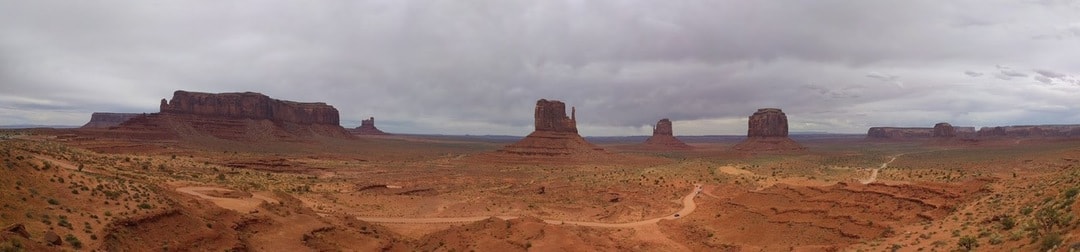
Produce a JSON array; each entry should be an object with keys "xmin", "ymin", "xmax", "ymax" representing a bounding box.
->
[{"xmin": 175, "ymin": 186, "xmax": 279, "ymax": 213}]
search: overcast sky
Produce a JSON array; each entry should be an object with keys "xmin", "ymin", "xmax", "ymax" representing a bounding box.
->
[{"xmin": 2, "ymin": 1, "xmax": 1078, "ymax": 136}]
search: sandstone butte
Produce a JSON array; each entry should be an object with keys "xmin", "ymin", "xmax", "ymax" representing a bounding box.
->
[
  {"xmin": 643, "ymin": 118, "xmax": 692, "ymax": 149},
  {"xmin": 733, "ymin": 108, "xmax": 805, "ymax": 151},
  {"xmin": 498, "ymin": 99, "xmax": 604, "ymax": 156},
  {"xmin": 80, "ymin": 112, "xmax": 142, "ymax": 129},
  {"xmin": 350, "ymin": 117, "xmax": 389, "ymax": 135},
  {"xmin": 116, "ymin": 90, "xmax": 350, "ymax": 140}
]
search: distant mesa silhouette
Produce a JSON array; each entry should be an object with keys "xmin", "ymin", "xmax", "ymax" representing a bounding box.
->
[
  {"xmin": 733, "ymin": 108, "xmax": 804, "ymax": 151},
  {"xmin": 81, "ymin": 112, "xmax": 142, "ymax": 129}
]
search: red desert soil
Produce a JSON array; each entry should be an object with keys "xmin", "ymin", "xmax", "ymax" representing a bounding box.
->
[{"xmin": 3, "ymin": 128, "xmax": 1080, "ymax": 251}]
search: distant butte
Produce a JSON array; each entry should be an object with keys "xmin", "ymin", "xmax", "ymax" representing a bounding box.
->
[
  {"xmin": 643, "ymin": 118, "xmax": 692, "ymax": 149},
  {"xmin": 81, "ymin": 112, "xmax": 142, "ymax": 129},
  {"xmin": 350, "ymin": 117, "xmax": 389, "ymax": 135},
  {"xmin": 497, "ymin": 99, "xmax": 604, "ymax": 156},
  {"xmin": 867, "ymin": 122, "xmax": 975, "ymax": 140},
  {"xmin": 733, "ymin": 108, "xmax": 804, "ymax": 151},
  {"xmin": 116, "ymin": 90, "xmax": 350, "ymax": 140}
]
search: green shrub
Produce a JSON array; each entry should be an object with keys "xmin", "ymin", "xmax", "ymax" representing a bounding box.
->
[
  {"xmin": 64, "ymin": 234, "xmax": 82, "ymax": 249},
  {"xmin": 957, "ymin": 236, "xmax": 978, "ymax": 251}
]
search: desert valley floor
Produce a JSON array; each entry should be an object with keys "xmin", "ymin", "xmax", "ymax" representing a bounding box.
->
[{"xmin": 2, "ymin": 130, "xmax": 1080, "ymax": 251}]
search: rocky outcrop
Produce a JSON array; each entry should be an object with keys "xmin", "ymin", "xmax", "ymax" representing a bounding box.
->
[
  {"xmin": 868, "ymin": 123, "xmax": 976, "ymax": 139},
  {"xmin": 116, "ymin": 90, "xmax": 350, "ymax": 140},
  {"xmin": 498, "ymin": 99, "xmax": 604, "ymax": 156},
  {"xmin": 734, "ymin": 108, "xmax": 804, "ymax": 151},
  {"xmin": 350, "ymin": 117, "xmax": 388, "ymax": 135},
  {"xmin": 867, "ymin": 127, "xmax": 933, "ymax": 139},
  {"xmin": 643, "ymin": 118, "xmax": 691, "ymax": 149},
  {"xmin": 160, "ymin": 90, "xmax": 340, "ymax": 125},
  {"xmin": 977, "ymin": 125, "xmax": 1080, "ymax": 138},
  {"xmin": 81, "ymin": 112, "xmax": 142, "ymax": 129},
  {"xmin": 932, "ymin": 123, "xmax": 955, "ymax": 138}
]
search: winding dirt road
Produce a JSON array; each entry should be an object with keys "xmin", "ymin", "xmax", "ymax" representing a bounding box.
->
[
  {"xmin": 175, "ymin": 186, "xmax": 279, "ymax": 212},
  {"xmin": 356, "ymin": 184, "xmax": 703, "ymax": 228},
  {"xmin": 860, "ymin": 155, "xmax": 901, "ymax": 184}
]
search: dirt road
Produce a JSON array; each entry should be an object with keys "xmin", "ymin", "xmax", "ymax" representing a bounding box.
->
[{"xmin": 860, "ymin": 155, "xmax": 901, "ymax": 184}]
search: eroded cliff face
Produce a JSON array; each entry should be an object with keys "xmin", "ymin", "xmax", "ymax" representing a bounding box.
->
[
  {"xmin": 534, "ymin": 99, "xmax": 577, "ymax": 133},
  {"xmin": 115, "ymin": 90, "xmax": 349, "ymax": 141},
  {"xmin": 81, "ymin": 113, "xmax": 142, "ymax": 129},
  {"xmin": 160, "ymin": 90, "xmax": 340, "ymax": 125},
  {"xmin": 734, "ymin": 108, "xmax": 804, "ymax": 151}
]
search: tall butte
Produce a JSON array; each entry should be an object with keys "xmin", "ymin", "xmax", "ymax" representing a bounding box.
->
[
  {"xmin": 350, "ymin": 117, "xmax": 388, "ymax": 135},
  {"xmin": 498, "ymin": 99, "xmax": 604, "ymax": 156},
  {"xmin": 643, "ymin": 118, "xmax": 692, "ymax": 149},
  {"xmin": 733, "ymin": 108, "xmax": 805, "ymax": 151}
]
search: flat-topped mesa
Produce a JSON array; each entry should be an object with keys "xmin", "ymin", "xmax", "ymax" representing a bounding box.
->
[
  {"xmin": 159, "ymin": 90, "xmax": 339, "ymax": 125},
  {"xmin": 498, "ymin": 99, "xmax": 603, "ymax": 156},
  {"xmin": 534, "ymin": 99, "xmax": 577, "ymax": 133},
  {"xmin": 867, "ymin": 122, "xmax": 976, "ymax": 139},
  {"xmin": 644, "ymin": 118, "xmax": 691, "ymax": 149},
  {"xmin": 81, "ymin": 112, "xmax": 142, "ymax": 129},
  {"xmin": 734, "ymin": 108, "xmax": 804, "ymax": 151},
  {"xmin": 977, "ymin": 125, "xmax": 1080, "ymax": 138},
  {"xmin": 351, "ymin": 117, "xmax": 388, "ymax": 135},
  {"xmin": 117, "ymin": 90, "xmax": 350, "ymax": 140}
]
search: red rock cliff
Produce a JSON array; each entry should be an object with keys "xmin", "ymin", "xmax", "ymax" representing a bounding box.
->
[
  {"xmin": 351, "ymin": 117, "xmax": 388, "ymax": 135},
  {"xmin": 644, "ymin": 118, "xmax": 691, "ymax": 149},
  {"xmin": 159, "ymin": 90, "xmax": 340, "ymax": 125},
  {"xmin": 534, "ymin": 99, "xmax": 577, "ymax": 133},
  {"xmin": 747, "ymin": 108, "xmax": 789, "ymax": 137}
]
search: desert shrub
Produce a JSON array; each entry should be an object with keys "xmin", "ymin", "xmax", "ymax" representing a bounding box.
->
[
  {"xmin": 1000, "ymin": 215, "xmax": 1016, "ymax": 230},
  {"xmin": 137, "ymin": 203, "xmax": 152, "ymax": 209},
  {"xmin": 64, "ymin": 234, "xmax": 82, "ymax": 249},
  {"xmin": 1040, "ymin": 232, "xmax": 1062, "ymax": 251},
  {"xmin": 1021, "ymin": 206, "xmax": 1034, "ymax": 215},
  {"xmin": 47, "ymin": 198, "xmax": 59, "ymax": 205},
  {"xmin": 957, "ymin": 236, "xmax": 978, "ymax": 251}
]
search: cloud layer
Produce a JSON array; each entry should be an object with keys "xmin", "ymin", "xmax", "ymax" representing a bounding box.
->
[{"xmin": 2, "ymin": 0, "xmax": 1079, "ymax": 136}]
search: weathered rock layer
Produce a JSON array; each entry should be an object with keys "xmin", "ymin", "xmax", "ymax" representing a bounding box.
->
[
  {"xmin": 498, "ymin": 99, "xmax": 604, "ymax": 156},
  {"xmin": 977, "ymin": 125, "xmax": 1080, "ymax": 138},
  {"xmin": 160, "ymin": 90, "xmax": 340, "ymax": 125},
  {"xmin": 643, "ymin": 118, "xmax": 691, "ymax": 149},
  {"xmin": 734, "ymin": 108, "xmax": 804, "ymax": 151},
  {"xmin": 81, "ymin": 113, "xmax": 142, "ymax": 129}
]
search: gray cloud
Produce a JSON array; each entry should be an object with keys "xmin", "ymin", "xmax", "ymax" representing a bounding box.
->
[
  {"xmin": 964, "ymin": 70, "xmax": 984, "ymax": 77},
  {"xmin": 1, "ymin": 0, "xmax": 1079, "ymax": 135}
]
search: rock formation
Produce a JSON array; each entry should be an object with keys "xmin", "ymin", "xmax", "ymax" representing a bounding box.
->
[
  {"xmin": 81, "ymin": 112, "xmax": 142, "ymax": 129},
  {"xmin": 117, "ymin": 90, "xmax": 350, "ymax": 140},
  {"xmin": 643, "ymin": 118, "xmax": 691, "ymax": 149},
  {"xmin": 160, "ymin": 90, "xmax": 340, "ymax": 125},
  {"xmin": 977, "ymin": 125, "xmax": 1080, "ymax": 138},
  {"xmin": 498, "ymin": 99, "xmax": 604, "ymax": 156},
  {"xmin": 350, "ymin": 117, "xmax": 388, "ymax": 135},
  {"xmin": 932, "ymin": 123, "xmax": 955, "ymax": 138},
  {"xmin": 733, "ymin": 108, "xmax": 804, "ymax": 151},
  {"xmin": 868, "ymin": 123, "xmax": 976, "ymax": 140}
]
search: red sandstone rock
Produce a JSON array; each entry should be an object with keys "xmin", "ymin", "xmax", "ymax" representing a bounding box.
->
[
  {"xmin": 643, "ymin": 118, "xmax": 691, "ymax": 149},
  {"xmin": 350, "ymin": 117, "xmax": 388, "ymax": 135},
  {"xmin": 933, "ymin": 123, "xmax": 955, "ymax": 138},
  {"xmin": 734, "ymin": 108, "xmax": 804, "ymax": 151},
  {"xmin": 498, "ymin": 99, "xmax": 603, "ymax": 156},
  {"xmin": 117, "ymin": 90, "xmax": 350, "ymax": 140},
  {"xmin": 160, "ymin": 90, "xmax": 340, "ymax": 125},
  {"xmin": 81, "ymin": 112, "xmax": 142, "ymax": 129}
]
